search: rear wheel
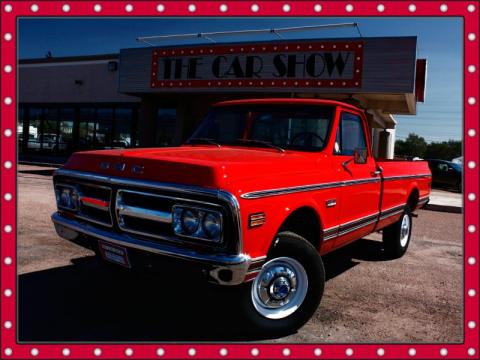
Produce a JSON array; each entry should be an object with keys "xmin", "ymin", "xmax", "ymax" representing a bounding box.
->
[
  {"xmin": 382, "ymin": 205, "xmax": 412, "ymax": 259},
  {"xmin": 237, "ymin": 231, "xmax": 325, "ymax": 335}
]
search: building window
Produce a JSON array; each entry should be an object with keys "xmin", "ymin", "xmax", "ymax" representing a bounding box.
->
[
  {"xmin": 79, "ymin": 108, "xmax": 96, "ymax": 150},
  {"xmin": 58, "ymin": 108, "xmax": 75, "ymax": 153},
  {"xmin": 113, "ymin": 108, "xmax": 133, "ymax": 148},
  {"xmin": 155, "ymin": 108, "xmax": 176, "ymax": 146},
  {"xmin": 27, "ymin": 108, "xmax": 42, "ymax": 152},
  {"xmin": 95, "ymin": 108, "xmax": 114, "ymax": 148}
]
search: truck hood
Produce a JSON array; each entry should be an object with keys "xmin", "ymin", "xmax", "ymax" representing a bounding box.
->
[{"xmin": 63, "ymin": 146, "xmax": 317, "ymax": 189}]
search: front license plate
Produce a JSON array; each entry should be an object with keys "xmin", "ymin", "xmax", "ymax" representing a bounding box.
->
[{"xmin": 98, "ymin": 241, "xmax": 131, "ymax": 268}]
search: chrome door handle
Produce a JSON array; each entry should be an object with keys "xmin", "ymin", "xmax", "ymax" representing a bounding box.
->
[{"xmin": 371, "ymin": 170, "xmax": 382, "ymax": 176}]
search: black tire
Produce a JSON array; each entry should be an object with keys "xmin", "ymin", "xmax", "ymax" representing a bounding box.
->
[
  {"xmin": 382, "ymin": 205, "xmax": 413, "ymax": 259},
  {"xmin": 237, "ymin": 231, "xmax": 325, "ymax": 336}
]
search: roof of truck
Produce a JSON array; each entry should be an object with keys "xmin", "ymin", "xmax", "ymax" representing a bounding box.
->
[{"xmin": 214, "ymin": 98, "xmax": 364, "ymax": 112}]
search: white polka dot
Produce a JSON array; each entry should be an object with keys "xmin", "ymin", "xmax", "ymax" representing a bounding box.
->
[
  {"xmin": 4, "ymin": 257, "xmax": 12, "ymax": 265},
  {"xmin": 125, "ymin": 348, "xmax": 133, "ymax": 356},
  {"xmin": 468, "ymin": 225, "xmax": 476, "ymax": 233},
  {"xmin": 4, "ymin": 289, "xmax": 12, "ymax": 297},
  {"xmin": 125, "ymin": 4, "xmax": 133, "ymax": 12},
  {"xmin": 4, "ymin": 193, "xmax": 12, "ymax": 201},
  {"xmin": 94, "ymin": 348, "xmax": 101, "ymax": 356},
  {"xmin": 31, "ymin": 348, "xmax": 39, "ymax": 357},
  {"xmin": 467, "ymin": 4, "xmax": 476, "ymax": 12},
  {"xmin": 188, "ymin": 348, "xmax": 196, "ymax": 356},
  {"xmin": 468, "ymin": 321, "xmax": 476, "ymax": 328},
  {"xmin": 4, "ymin": 97, "xmax": 12, "ymax": 105},
  {"xmin": 468, "ymin": 97, "xmax": 476, "ymax": 105},
  {"xmin": 468, "ymin": 289, "xmax": 476, "ymax": 296},
  {"xmin": 346, "ymin": 4, "xmax": 353, "ymax": 12},
  {"xmin": 377, "ymin": 4, "xmax": 385, "ymax": 12},
  {"xmin": 4, "ymin": 33, "xmax": 13, "ymax": 41},
  {"xmin": 4, "ymin": 4, "xmax": 12, "ymax": 12},
  {"xmin": 219, "ymin": 348, "xmax": 227, "ymax": 356},
  {"xmin": 93, "ymin": 4, "xmax": 101, "ymax": 12},
  {"xmin": 156, "ymin": 348, "xmax": 165, "ymax": 356},
  {"xmin": 468, "ymin": 33, "xmax": 476, "ymax": 41},
  {"xmin": 156, "ymin": 4, "xmax": 165, "ymax": 12},
  {"xmin": 4, "ymin": 161, "xmax": 12, "ymax": 169},
  {"xmin": 283, "ymin": 348, "xmax": 290, "ymax": 356},
  {"xmin": 440, "ymin": 348, "xmax": 448, "ymax": 356},
  {"xmin": 62, "ymin": 4, "xmax": 70, "ymax": 12},
  {"xmin": 377, "ymin": 348, "xmax": 385, "ymax": 356},
  {"xmin": 468, "ymin": 257, "xmax": 476, "ymax": 265},
  {"xmin": 468, "ymin": 65, "xmax": 476, "ymax": 73},
  {"xmin": 409, "ymin": 348, "xmax": 416, "ymax": 356},
  {"xmin": 4, "ymin": 321, "xmax": 12, "ymax": 329},
  {"xmin": 188, "ymin": 4, "xmax": 196, "ymax": 12},
  {"xmin": 30, "ymin": 4, "xmax": 39, "ymax": 12},
  {"xmin": 468, "ymin": 193, "xmax": 476, "ymax": 201},
  {"xmin": 251, "ymin": 348, "xmax": 259, "ymax": 356},
  {"xmin": 440, "ymin": 4, "xmax": 448, "ymax": 12},
  {"xmin": 4, "ymin": 348, "xmax": 12, "ymax": 356},
  {"xmin": 314, "ymin": 348, "xmax": 322, "ymax": 356},
  {"xmin": 4, "ymin": 129, "xmax": 12, "ymax": 137},
  {"xmin": 4, "ymin": 65, "xmax": 12, "ymax": 73},
  {"xmin": 468, "ymin": 161, "xmax": 476, "ymax": 169},
  {"xmin": 314, "ymin": 4, "xmax": 322, "ymax": 12},
  {"xmin": 219, "ymin": 4, "xmax": 227, "ymax": 12},
  {"xmin": 283, "ymin": 4, "xmax": 291, "ymax": 12},
  {"xmin": 346, "ymin": 348, "xmax": 353, "ymax": 356},
  {"xmin": 468, "ymin": 348, "xmax": 476, "ymax": 356},
  {"xmin": 408, "ymin": 4, "xmax": 416, "ymax": 12},
  {"xmin": 4, "ymin": 225, "xmax": 12, "ymax": 233},
  {"xmin": 62, "ymin": 348, "xmax": 70, "ymax": 356},
  {"xmin": 251, "ymin": 4, "xmax": 259, "ymax": 12},
  {"xmin": 468, "ymin": 129, "xmax": 476, "ymax": 137}
]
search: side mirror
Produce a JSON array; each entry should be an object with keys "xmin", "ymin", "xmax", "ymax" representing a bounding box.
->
[{"xmin": 354, "ymin": 148, "xmax": 368, "ymax": 164}]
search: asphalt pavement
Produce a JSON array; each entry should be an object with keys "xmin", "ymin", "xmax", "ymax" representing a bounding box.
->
[{"xmin": 17, "ymin": 165, "xmax": 463, "ymax": 343}]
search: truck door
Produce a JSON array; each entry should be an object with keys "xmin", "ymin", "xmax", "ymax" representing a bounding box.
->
[{"xmin": 331, "ymin": 111, "xmax": 382, "ymax": 248}]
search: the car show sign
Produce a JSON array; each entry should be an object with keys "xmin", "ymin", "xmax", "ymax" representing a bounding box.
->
[{"xmin": 150, "ymin": 41, "xmax": 363, "ymax": 89}]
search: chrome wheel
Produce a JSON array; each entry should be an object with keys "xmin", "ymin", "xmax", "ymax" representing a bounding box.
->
[
  {"xmin": 251, "ymin": 257, "xmax": 308, "ymax": 319},
  {"xmin": 399, "ymin": 213, "xmax": 410, "ymax": 247}
]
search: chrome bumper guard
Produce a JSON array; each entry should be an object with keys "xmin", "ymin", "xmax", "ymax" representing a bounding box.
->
[{"xmin": 52, "ymin": 212, "xmax": 251, "ymax": 286}]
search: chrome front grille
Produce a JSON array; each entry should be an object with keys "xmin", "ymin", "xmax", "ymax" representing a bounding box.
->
[
  {"xmin": 76, "ymin": 182, "xmax": 113, "ymax": 227},
  {"xmin": 116, "ymin": 189, "xmax": 174, "ymax": 240}
]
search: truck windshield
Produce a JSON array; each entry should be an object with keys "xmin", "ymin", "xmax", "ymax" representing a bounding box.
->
[{"xmin": 187, "ymin": 104, "xmax": 334, "ymax": 152}]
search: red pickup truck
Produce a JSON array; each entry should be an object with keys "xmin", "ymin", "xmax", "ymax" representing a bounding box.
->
[{"xmin": 52, "ymin": 99, "xmax": 431, "ymax": 333}]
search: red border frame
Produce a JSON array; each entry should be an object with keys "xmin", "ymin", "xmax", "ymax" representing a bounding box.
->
[
  {"xmin": 1, "ymin": 1, "xmax": 478, "ymax": 359},
  {"xmin": 150, "ymin": 41, "xmax": 364, "ymax": 89}
]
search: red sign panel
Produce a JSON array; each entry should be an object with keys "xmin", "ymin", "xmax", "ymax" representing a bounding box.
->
[{"xmin": 151, "ymin": 41, "xmax": 363, "ymax": 90}]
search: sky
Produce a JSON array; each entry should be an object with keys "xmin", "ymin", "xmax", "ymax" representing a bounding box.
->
[{"xmin": 18, "ymin": 17, "xmax": 463, "ymax": 143}]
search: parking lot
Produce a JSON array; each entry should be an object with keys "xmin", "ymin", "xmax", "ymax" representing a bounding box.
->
[{"xmin": 17, "ymin": 165, "xmax": 463, "ymax": 343}]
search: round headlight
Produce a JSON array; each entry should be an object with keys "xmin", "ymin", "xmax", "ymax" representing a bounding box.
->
[
  {"xmin": 202, "ymin": 212, "xmax": 221, "ymax": 239},
  {"xmin": 181, "ymin": 209, "xmax": 200, "ymax": 234},
  {"xmin": 60, "ymin": 190, "xmax": 72, "ymax": 208}
]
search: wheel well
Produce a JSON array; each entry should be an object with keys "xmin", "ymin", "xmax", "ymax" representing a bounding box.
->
[
  {"xmin": 407, "ymin": 188, "xmax": 419, "ymax": 210},
  {"xmin": 277, "ymin": 207, "xmax": 321, "ymax": 250}
]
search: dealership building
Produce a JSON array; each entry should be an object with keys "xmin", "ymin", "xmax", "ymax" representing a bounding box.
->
[{"xmin": 18, "ymin": 35, "xmax": 426, "ymax": 161}]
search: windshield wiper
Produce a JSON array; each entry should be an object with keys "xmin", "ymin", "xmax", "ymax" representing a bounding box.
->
[
  {"xmin": 234, "ymin": 139, "xmax": 285, "ymax": 153},
  {"xmin": 185, "ymin": 138, "xmax": 221, "ymax": 148}
]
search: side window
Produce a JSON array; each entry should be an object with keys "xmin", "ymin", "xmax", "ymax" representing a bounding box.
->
[{"xmin": 334, "ymin": 112, "xmax": 367, "ymax": 156}]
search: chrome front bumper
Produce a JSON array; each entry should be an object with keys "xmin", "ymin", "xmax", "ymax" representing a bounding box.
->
[{"xmin": 52, "ymin": 212, "xmax": 254, "ymax": 285}]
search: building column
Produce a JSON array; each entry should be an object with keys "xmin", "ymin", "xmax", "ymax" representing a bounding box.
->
[{"xmin": 137, "ymin": 96, "xmax": 157, "ymax": 147}]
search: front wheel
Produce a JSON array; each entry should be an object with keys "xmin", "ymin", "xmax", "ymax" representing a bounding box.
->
[
  {"xmin": 382, "ymin": 205, "xmax": 412, "ymax": 259},
  {"xmin": 237, "ymin": 231, "xmax": 325, "ymax": 335}
]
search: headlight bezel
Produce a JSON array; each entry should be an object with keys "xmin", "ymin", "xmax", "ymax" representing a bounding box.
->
[
  {"xmin": 172, "ymin": 205, "xmax": 224, "ymax": 243},
  {"xmin": 54, "ymin": 183, "xmax": 79, "ymax": 212}
]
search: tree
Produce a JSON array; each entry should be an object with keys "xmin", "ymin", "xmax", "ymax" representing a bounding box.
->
[
  {"xmin": 395, "ymin": 133, "xmax": 462, "ymax": 160},
  {"xmin": 395, "ymin": 133, "xmax": 427, "ymax": 158}
]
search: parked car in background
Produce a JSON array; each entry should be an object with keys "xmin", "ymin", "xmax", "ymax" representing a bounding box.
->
[{"xmin": 426, "ymin": 159, "xmax": 462, "ymax": 192}]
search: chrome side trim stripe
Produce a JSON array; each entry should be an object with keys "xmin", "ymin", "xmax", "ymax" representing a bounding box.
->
[
  {"xmin": 382, "ymin": 174, "xmax": 432, "ymax": 182},
  {"xmin": 241, "ymin": 174, "xmax": 431, "ymax": 200},
  {"xmin": 241, "ymin": 178, "xmax": 380, "ymax": 199}
]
